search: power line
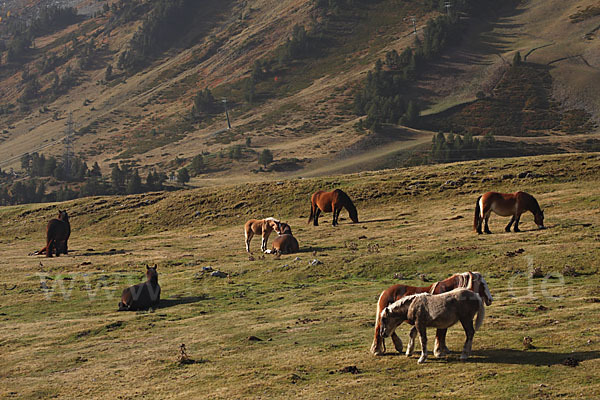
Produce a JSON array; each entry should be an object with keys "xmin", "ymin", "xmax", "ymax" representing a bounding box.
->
[{"xmin": 64, "ymin": 112, "xmax": 74, "ymax": 179}]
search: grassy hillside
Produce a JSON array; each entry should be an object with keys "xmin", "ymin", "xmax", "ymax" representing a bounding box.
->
[
  {"xmin": 1, "ymin": 153, "xmax": 599, "ymax": 399},
  {"xmin": 0, "ymin": 0, "xmax": 598, "ymax": 186}
]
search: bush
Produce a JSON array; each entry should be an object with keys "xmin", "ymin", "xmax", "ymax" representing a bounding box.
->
[
  {"xmin": 258, "ymin": 149, "xmax": 273, "ymax": 166},
  {"xmin": 177, "ymin": 167, "xmax": 190, "ymax": 184}
]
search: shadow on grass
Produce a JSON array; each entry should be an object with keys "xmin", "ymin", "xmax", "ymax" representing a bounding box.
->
[
  {"xmin": 355, "ymin": 218, "xmax": 398, "ymax": 224},
  {"xmin": 299, "ymin": 245, "xmax": 338, "ymax": 253},
  {"xmin": 159, "ymin": 296, "xmax": 208, "ymax": 309},
  {"xmin": 78, "ymin": 250, "xmax": 129, "ymax": 256},
  {"xmin": 473, "ymin": 349, "xmax": 600, "ymax": 365}
]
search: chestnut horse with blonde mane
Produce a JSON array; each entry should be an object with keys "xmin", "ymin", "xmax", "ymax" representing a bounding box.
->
[
  {"xmin": 244, "ymin": 217, "xmax": 282, "ymax": 252},
  {"xmin": 370, "ymin": 272, "xmax": 492, "ymax": 356},
  {"xmin": 474, "ymin": 191, "xmax": 544, "ymax": 234},
  {"xmin": 308, "ymin": 189, "xmax": 358, "ymax": 226}
]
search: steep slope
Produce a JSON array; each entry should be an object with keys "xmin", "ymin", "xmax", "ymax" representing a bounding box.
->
[{"xmin": 0, "ymin": 0, "xmax": 598, "ymax": 185}]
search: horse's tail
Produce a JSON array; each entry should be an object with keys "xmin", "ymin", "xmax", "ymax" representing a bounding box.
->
[
  {"xmin": 370, "ymin": 290, "xmax": 387, "ymax": 355},
  {"xmin": 474, "ymin": 295, "xmax": 485, "ymax": 331},
  {"xmin": 473, "ymin": 195, "xmax": 482, "ymax": 231},
  {"xmin": 308, "ymin": 198, "xmax": 315, "ymax": 224}
]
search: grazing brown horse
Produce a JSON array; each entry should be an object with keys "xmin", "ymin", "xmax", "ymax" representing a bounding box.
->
[
  {"xmin": 244, "ymin": 217, "xmax": 282, "ymax": 252},
  {"xmin": 370, "ymin": 272, "xmax": 492, "ymax": 356},
  {"xmin": 308, "ymin": 189, "xmax": 358, "ymax": 226},
  {"xmin": 380, "ymin": 288, "xmax": 485, "ymax": 363},
  {"xmin": 118, "ymin": 265, "xmax": 161, "ymax": 311},
  {"xmin": 474, "ymin": 191, "xmax": 544, "ymax": 234},
  {"xmin": 36, "ymin": 210, "xmax": 71, "ymax": 257}
]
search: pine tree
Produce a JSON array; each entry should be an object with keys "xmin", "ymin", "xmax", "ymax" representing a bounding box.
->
[
  {"xmin": 177, "ymin": 167, "xmax": 190, "ymax": 184},
  {"xmin": 258, "ymin": 149, "xmax": 273, "ymax": 166}
]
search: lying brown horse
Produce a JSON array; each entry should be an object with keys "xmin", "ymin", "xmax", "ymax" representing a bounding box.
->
[
  {"xmin": 118, "ymin": 265, "xmax": 161, "ymax": 311},
  {"xmin": 36, "ymin": 210, "xmax": 71, "ymax": 257},
  {"xmin": 244, "ymin": 217, "xmax": 282, "ymax": 252},
  {"xmin": 308, "ymin": 189, "xmax": 358, "ymax": 226},
  {"xmin": 370, "ymin": 272, "xmax": 492, "ymax": 356},
  {"xmin": 474, "ymin": 191, "xmax": 544, "ymax": 234},
  {"xmin": 270, "ymin": 234, "xmax": 299, "ymax": 254}
]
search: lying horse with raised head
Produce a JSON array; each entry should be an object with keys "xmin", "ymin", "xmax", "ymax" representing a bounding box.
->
[
  {"xmin": 35, "ymin": 210, "xmax": 71, "ymax": 257},
  {"xmin": 308, "ymin": 189, "xmax": 358, "ymax": 226},
  {"xmin": 269, "ymin": 234, "xmax": 299, "ymax": 254},
  {"xmin": 118, "ymin": 265, "xmax": 161, "ymax": 311},
  {"xmin": 244, "ymin": 217, "xmax": 281, "ymax": 252},
  {"xmin": 370, "ymin": 272, "xmax": 492, "ymax": 356},
  {"xmin": 380, "ymin": 286, "xmax": 485, "ymax": 363},
  {"xmin": 474, "ymin": 191, "xmax": 544, "ymax": 234},
  {"xmin": 265, "ymin": 222, "xmax": 299, "ymax": 254}
]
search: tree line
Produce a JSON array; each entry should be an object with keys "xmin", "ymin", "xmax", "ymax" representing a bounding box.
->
[
  {"xmin": 3, "ymin": 6, "xmax": 79, "ymax": 64},
  {"xmin": 354, "ymin": 0, "xmax": 506, "ymax": 132},
  {"xmin": 118, "ymin": 0, "xmax": 202, "ymax": 73}
]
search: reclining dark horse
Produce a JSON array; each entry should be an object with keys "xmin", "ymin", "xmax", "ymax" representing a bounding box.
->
[
  {"xmin": 34, "ymin": 210, "xmax": 71, "ymax": 257},
  {"xmin": 308, "ymin": 189, "xmax": 358, "ymax": 226},
  {"xmin": 118, "ymin": 265, "xmax": 161, "ymax": 311}
]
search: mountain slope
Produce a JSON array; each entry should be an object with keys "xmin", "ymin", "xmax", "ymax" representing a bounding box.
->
[{"xmin": 0, "ymin": 0, "xmax": 598, "ymax": 183}]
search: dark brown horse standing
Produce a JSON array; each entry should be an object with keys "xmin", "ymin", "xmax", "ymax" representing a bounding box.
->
[
  {"xmin": 118, "ymin": 265, "xmax": 161, "ymax": 311},
  {"xmin": 370, "ymin": 272, "xmax": 492, "ymax": 356},
  {"xmin": 308, "ymin": 189, "xmax": 358, "ymax": 226},
  {"xmin": 37, "ymin": 210, "xmax": 71, "ymax": 257},
  {"xmin": 474, "ymin": 191, "xmax": 544, "ymax": 234}
]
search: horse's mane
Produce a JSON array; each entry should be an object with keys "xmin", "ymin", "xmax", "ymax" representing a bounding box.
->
[
  {"xmin": 389, "ymin": 292, "xmax": 429, "ymax": 313},
  {"xmin": 264, "ymin": 217, "xmax": 279, "ymax": 222},
  {"xmin": 454, "ymin": 272, "xmax": 472, "ymax": 289},
  {"xmin": 453, "ymin": 271, "xmax": 493, "ymax": 304}
]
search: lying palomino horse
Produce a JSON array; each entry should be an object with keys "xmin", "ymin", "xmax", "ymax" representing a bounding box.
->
[
  {"xmin": 244, "ymin": 217, "xmax": 282, "ymax": 252},
  {"xmin": 474, "ymin": 191, "xmax": 544, "ymax": 234},
  {"xmin": 34, "ymin": 210, "xmax": 71, "ymax": 257},
  {"xmin": 118, "ymin": 265, "xmax": 161, "ymax": 311},
  {"xmin": 266, "ymin": 222, "xmax": 299, "ymax": 254},
  {"xmin": 379, "ymin": 281, "xmax": 485, "ymax": 363},
  {"xmin": 370, "ymin": 272, "xmax": 492, "ymax": 356},
  {"xmin": 308, "ymin": 189, "xmax": 358, "ymax": 226}
]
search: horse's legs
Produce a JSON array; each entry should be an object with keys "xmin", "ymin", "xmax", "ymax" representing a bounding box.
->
[
  {"xmin": 434, "ymin": 328, "xmax": 449, "ymax": 357},
  {"xmin": 245, "ymin": 230, "xmax": 253, "ymax": 252},
  {"xmin": 417, "ymin": 324, "xmax": 428, "ymax": 364},
  {"xmin": 391, "ymin": 331, "xmax": 403, "ymax": 353},
  {"xmin": 483, "ymin": 211, "xmax": 492, "ymax": 234},
  {"xmin": 406, "ymin": 326, "xmax": 417, "ymax": 357},
  {"xmin": 314, "ymin": 208, "xmax": 321, "ymax": 226},
  {"xmin": 261, "ymin": 231, "xmax": 271, "ymax": 252},
  {"xmin": 505, "ymin": 215, "xmax": 515, "ymax": 232},
  {"xmin": 370, "ymin": 326, "xmax": 385, "ymax": 355},
  {"xmin": 46, "ymin": 240, "xmax": 54, "ymax": 257},
  {"xmin": 513, "ymin": 213, "xmax": 522, "ymax": 232},
  {"xmin": 332, "ymin": 207, "xmax": 339, "ymax": 226},
  {"xmin": 459, "ymin": 317, "xmax": 475, "ymax": 361}
]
